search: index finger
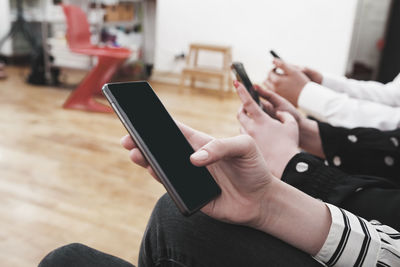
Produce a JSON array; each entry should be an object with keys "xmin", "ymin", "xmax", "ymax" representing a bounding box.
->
[{"xmin": 234, "ymin": 82, "xmax": 262, "ymax": 117}]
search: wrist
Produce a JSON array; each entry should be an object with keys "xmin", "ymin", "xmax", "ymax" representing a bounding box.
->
[
  {"xmin": 255, "ymin": 179, "xmax": 331, "ymax": 255},
  {"xmin": 315, "ymin": 73, "xmax": 323, "ymax": 84},
  {"xmin": 299, "ymin": 118, "xmax": 325, "ymax": 158},
  {"xmin": 267, "ymin": 146, "xmax": 300, "ymax": 179}
]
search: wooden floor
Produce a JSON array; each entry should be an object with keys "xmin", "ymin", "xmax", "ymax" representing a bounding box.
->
[{"xmin": 0, "ymin": 67, "xmax": 240, "ymax": 266}]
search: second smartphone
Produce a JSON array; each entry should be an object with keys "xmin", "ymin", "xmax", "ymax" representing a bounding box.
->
[{"xmin": 231, "ymin": 62, "xmax": 260, "ymax": 104}]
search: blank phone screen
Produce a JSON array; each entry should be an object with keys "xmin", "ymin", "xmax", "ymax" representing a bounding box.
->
[{"xmin": 107, "ymin": 82, "xmax": 221, "ymax": 213}]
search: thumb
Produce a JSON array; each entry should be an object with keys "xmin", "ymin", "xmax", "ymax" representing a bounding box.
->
[
  {"xmin": 190, "ymin": 135, "xmax": 256, "ymax": 166},
  {"xmin": 276, "ymin": 111, "xmax": 296, "ymax": 125},
  {"xmin": 273, "ymin": 59, "xmax": 293, "ymax": 74}
]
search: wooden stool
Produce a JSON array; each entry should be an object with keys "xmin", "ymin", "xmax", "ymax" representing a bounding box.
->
[{"xmin": 180, "ymin": 43, "xmax": 232, "ymax": 96}]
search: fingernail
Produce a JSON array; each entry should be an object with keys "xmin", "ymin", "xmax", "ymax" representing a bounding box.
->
[
  {"xmin": 233, "ymin": 80, "xmax": 239, "ymax": 88},
  {"xmin": 191, "ymin": 150, "xmax": 209, "ymax": 161}
]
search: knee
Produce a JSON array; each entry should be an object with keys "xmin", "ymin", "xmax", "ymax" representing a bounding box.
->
[{"xmin": 38, "ymin": 243, "xmax": 87, "ymax": 267}]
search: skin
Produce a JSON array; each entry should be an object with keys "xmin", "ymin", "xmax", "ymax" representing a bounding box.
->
[
  {"xmin": 302, "ymin": 66, "xmax": 323, "ymax": 85},
  {"xmin": 120, "ymin": 121, "xmax": 331, "ymax": 256},
  {"xmin": 234, "ymin": 80, "xmax": 300, "ymax": 178},
  {"xmin": 265, "ymin": 59, "xmax": 310, "ymax": 106},
  {"xmin": 247, "ymin": 83, "xmax": 325, "ymax": 159}
]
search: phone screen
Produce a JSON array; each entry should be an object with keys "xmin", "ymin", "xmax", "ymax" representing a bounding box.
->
[{"xmin": 105, "ymin": 82, "xmax": 221, "ymax": 215}]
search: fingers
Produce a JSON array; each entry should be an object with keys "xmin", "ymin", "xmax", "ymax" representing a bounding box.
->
[
  {"xmin": 234, "ymin": 81, "xmax": 262, "ymax": 117},
  {"xmin": 276, "ymin": 111, "xmax": 296, "ymax": 125},
  {"xmin": 268, "ymin": 70, "xmax": 283, "ymax": 86},
  {"xmin": 257, "ymin": 87, "xmax": 286, "ymax": 108},
  {"xmin": 236, "ymin": 105, "xmax": 252, "ymax": 126},
  {"xmin": 121, "ymin": 135, "xmax": 136, "ymax": 150},
  {"xmin": 147, "ymin": 166, "xmax": 161, "ymax": 183},
  {"xmin": 259, "ymin": 99, "xmax": 276, "ymax": 118},
  {"xmin": 128, "ymin": 147, "xmax": 161, "ymax": 183},
  {"xmin": 190, "ymin": 135, "xmax": 256, "ymax": 167},
  {"xmin": 129, "ymin": 148, "xmax": 150, "ymax": 168},
  {"xmin": 254, "ymin": 84, "xmax": 275, "ymax": 99},
  {"xmin": 175, "ymin": 121, "xmax": 213, "ymax": 150},
  {"xmin": 273, "ymin": 58, "xmax": 293, "ymax": 74}
]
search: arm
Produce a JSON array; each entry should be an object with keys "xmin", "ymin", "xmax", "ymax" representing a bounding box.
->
[
  {"xmin": 122, "ymin": 130, "xmax": 400, "ymax": 267},
  {"xmin": 317, "ymin": 122, "xmax": 400, "ymax": 182},
  {"xmin": 316, "ymin": 204, "xmax": 400, "ymax": 267},
  {"xmin": 281, "ymin": 152, "xmax": 400, "ymax": 266},
  {"xmin": 298, "ymin": 82, "xmax": 400, "ymax": 130},
  {"xmin": 321, "ymin": 73, "xmax": 400, "ymax": 107},
  {"xmin": 248, "ymin": 84, "xmax": 400, "ymax": 181},
  {"xmin": 266, "ymin": 59, "xmax": 400, "ymax": 130}
]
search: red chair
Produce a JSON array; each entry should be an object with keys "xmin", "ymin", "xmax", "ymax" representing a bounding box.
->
[{"xmin": 62, "ymin": 4, "xmax": 131, "ymax": 112}]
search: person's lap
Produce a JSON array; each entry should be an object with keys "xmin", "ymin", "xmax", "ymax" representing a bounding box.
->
[
  {"xmin": 138, "ymin": 194, "xmax": 323, "ymax": 267},
  {"xmin": 38, "ymin": 194, "xmax": 323, "ymax": 267},
  {"xmin": 38, "ymin": 243, "xmax": 135, "ymax": 267}
]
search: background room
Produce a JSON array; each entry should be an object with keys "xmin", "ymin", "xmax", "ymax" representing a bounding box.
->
[{"xmin": 0, "ymin": 0, "xmax": 396, "ymax": 266}]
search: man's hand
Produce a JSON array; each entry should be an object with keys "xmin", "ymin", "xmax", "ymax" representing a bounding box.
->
[
  {"xmin": 234, "ymin": 81, "xmax": 300, "ymax": 178},
  {"xmin": 121, "ymin": 123, "xmax": 277, "ymax": 230},
  {"xmin": 264, "ymin": 59, "xmax": 310, "ymax": 106}
]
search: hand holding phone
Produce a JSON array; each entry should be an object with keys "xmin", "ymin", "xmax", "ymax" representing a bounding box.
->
[
  {"xmin": 103, "ymin": 82, "xmax": 221, "ymax": 216},
  {"xmin": 269, "ymin": 50, "xmax": 285, "ymax": 75},
  {"xmin": 231, "ymin": 62, "xmax": 260, "ymax": 105}
]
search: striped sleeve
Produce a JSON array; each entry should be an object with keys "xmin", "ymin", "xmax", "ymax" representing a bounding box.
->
[{"xmin": 314, "ymin": 204, "xmax": 400, "ymax": 267}]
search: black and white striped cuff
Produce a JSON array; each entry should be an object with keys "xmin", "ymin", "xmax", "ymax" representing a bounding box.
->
[{"xmin": 315, "ymin": 204, "xmax": 381, "ymax": 267}]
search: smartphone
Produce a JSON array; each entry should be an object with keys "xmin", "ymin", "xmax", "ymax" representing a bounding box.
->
[
  {"xmin": 269, "ymin": 50, "xmax": 281, "ymax": 59},
  {"xmin": 103, "ymin": 81, "xmax": 221, "ymax": 216},
  {"xmin": 231, "ymin": 62, "xmax": 260, "ymax": 104}
]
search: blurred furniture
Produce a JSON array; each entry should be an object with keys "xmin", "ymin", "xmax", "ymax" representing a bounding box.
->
[
  {"xmin": 180, "ymin": 43, "xmax": 232, "ymax": 96},
  {"xmin": 61, "ymin": 4, "xmax": 131, "ymax": 113},
  {"xmin": 0, "ymin": 0, "xmax": 38, "ymax": 53}
]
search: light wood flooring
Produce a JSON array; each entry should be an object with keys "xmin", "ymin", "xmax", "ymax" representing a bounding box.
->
[{"xmin": 0, "ymin": 67, "xmax": 240, "ymax": 266}]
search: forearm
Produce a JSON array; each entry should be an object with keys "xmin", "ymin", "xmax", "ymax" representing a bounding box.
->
[
  {"xmin": 299, "ymin": 117, "xmax": 325, "ymax": 158},
  {"xmin": 322, "ymin": 73, "xmax": 400, "ymax": 107},
  {"xmin": 258, "ymin": 179, "xmax": 331, "ymax": 255},
  {"xmin": 298, "ymin": 82, "xmax": 400, "ymax": 130},
  {"xmin": 318, "ymin": 122, "xmax": 400, "ymax": 180}
]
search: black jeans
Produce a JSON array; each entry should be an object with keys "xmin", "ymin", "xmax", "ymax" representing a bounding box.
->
[
  {"xmin": 39, "ymin": 194, "xmax": 323, "ymax": 267},
  {"xmin": 138, "ymin": 194, "xmax": 323, "ymax": 267},
  {"xmin": 38, "ymin": 243, "xmax": 134, "ymax": 267}
]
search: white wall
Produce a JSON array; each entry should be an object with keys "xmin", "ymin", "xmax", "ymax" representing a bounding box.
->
[
  {"xmin": 0, "ymin": 0, "xmax": 12, "ymax": 55},
  {"xmin": 154, "ymin": 0, "xmax": 359, "ymax": 83}
]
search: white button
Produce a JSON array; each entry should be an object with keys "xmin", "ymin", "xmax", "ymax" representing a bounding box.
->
[
  {"xmin": 384, "ymin": 156, "xmax": 394, "ymax": 166},
  {"xmin": 324, "ymin": 160, "xmax": 329, "ymax": 166},
  {"xmin": 333, "ymin": 156, "xmax": 341, "ymax": 166},
  {"xmin": 347, "ymin": 135, "xmax": 358, "ymax": 143},
  {"xmin": 355, "ymin": 187, "xmax": 363, "ymax": 192},
  {"xmin": 296, "ymin": 162, "xmax": 309, "ymax": 173},
  {"xmin": 390, "ymin": 137, "xmax": 399, "ymax": 147}
]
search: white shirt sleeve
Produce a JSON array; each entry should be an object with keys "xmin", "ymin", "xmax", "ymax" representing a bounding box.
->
[
  {"xmin": 298, "ymin": 82, "xmax": 400, "ymax": 130},
  {"xmin": 314, "ymin": 204, "xmax": 400, "ymax": 267},
  {"xmin": 321, "ymin": 73, "xmax": 400, "ymax": 107}
]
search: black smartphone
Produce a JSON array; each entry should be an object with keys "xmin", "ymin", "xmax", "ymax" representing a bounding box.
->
[
  {"xmin": 103, "ymin": 81, "xmax": 221, "ymax": 216},
  {"xmin": 270, "ymin": 50, "xmax": 281, "ymax": 59},
  {"xmin": 231, "ymin": 62, "xmax": 260, "ymax": 104}
]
